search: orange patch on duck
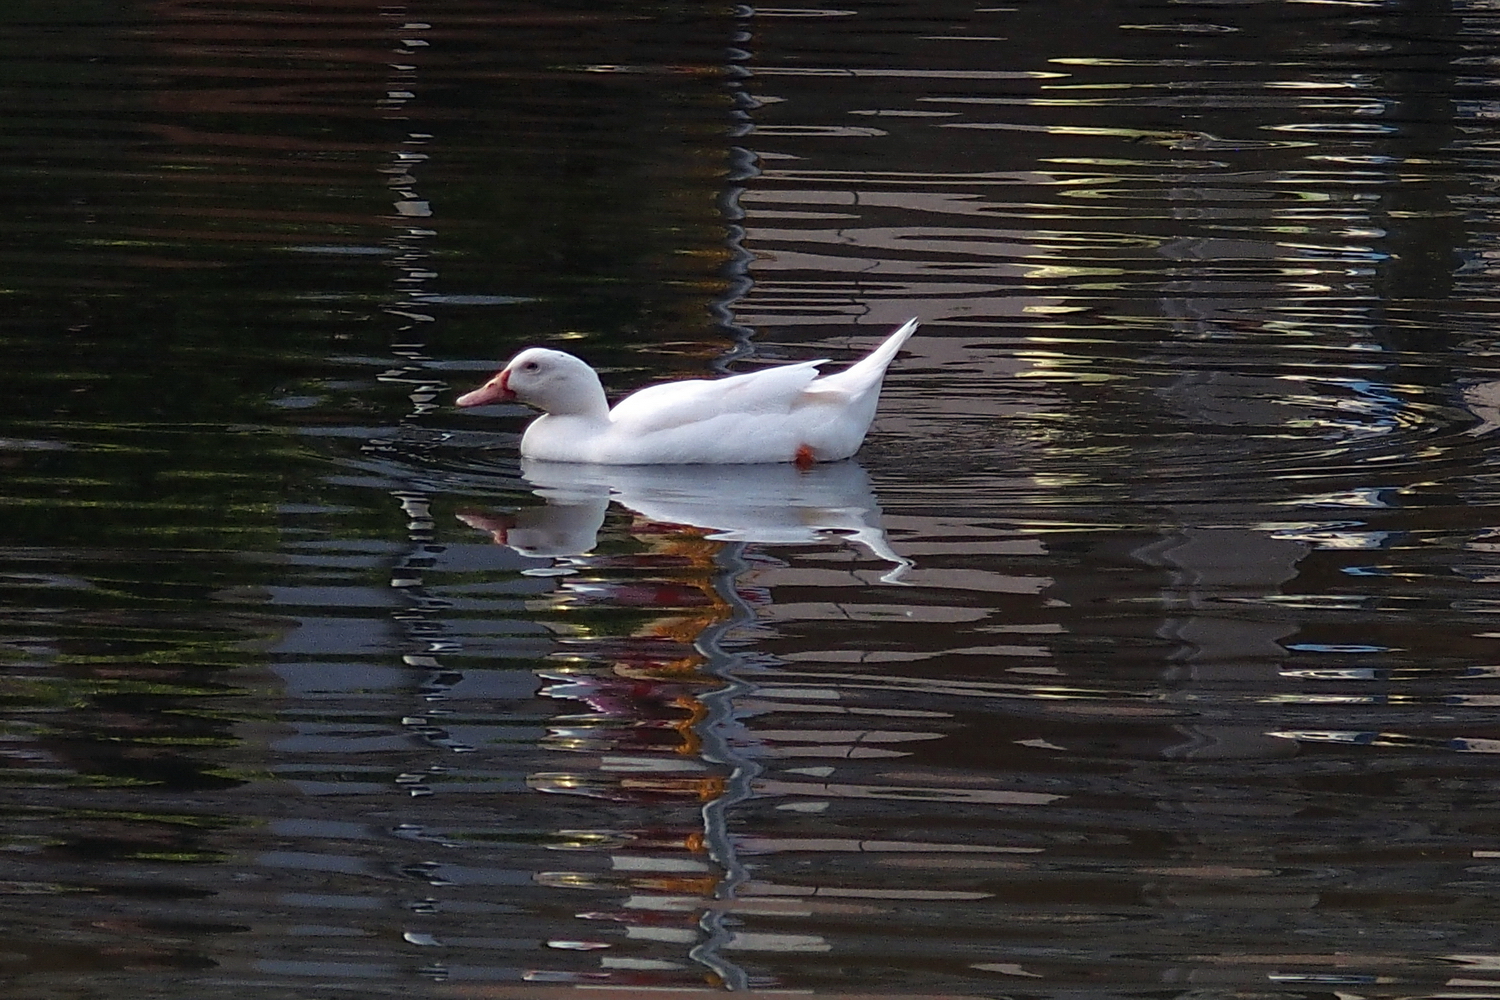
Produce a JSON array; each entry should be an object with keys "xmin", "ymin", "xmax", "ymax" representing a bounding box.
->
[{"xmin": 794, "ymin": 444, "xmax": 817, "ymax": 469}]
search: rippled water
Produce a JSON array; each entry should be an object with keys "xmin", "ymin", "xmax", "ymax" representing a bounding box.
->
[{"xmin": 9, "ymin": 2, "xmax": 1500, "ymax": 998}]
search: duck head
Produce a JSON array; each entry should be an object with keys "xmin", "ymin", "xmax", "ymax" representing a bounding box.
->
[{"xmin": 457, "ymin": 347, "xmax": 608, "ymax": 417}]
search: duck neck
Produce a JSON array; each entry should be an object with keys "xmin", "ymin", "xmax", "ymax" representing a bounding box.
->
[{"xmin": 553, "ymin": 369, "xmax": 611, "ymax": 422}]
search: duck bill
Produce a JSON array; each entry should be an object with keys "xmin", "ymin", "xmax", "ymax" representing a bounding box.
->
[
  {"xmin": 456, "ymin": 509, "xmax": 513, "ymax": 544},
  {"xmin": 456, "ymin": 369, "xmax": 515, "ymax": 407}
]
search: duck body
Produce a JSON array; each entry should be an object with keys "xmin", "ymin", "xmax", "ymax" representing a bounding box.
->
[{"xmin": 456, "ymin": 318, "xmax": 917, "ymax": 465}]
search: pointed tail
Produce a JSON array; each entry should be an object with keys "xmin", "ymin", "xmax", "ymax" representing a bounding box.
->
[{"xmin": 812, "ymin": 318, "xmax": 919, "ymax": 398}]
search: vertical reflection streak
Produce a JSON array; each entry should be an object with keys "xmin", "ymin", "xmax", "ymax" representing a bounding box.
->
[
  {"xmin": 697, "ymin": 14, "xmax": 775, "ymax": 984},
  {"xmin": 712, "ymin": 145, "xmax": 762, "ymax": 373},
  {"xmin": 688, "ymin": 541, "xmax": 762, "ymax": 990},
  {"xmin": 366, "ymin": 7, "xmax": 464, "ymax": 981},
  {"xmin": 710, "ymin": 10, "xmax": 762, "ymax": 371}
]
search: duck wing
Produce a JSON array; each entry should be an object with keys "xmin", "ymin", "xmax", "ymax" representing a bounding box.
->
[{"xmin": 607, "ymin": 359, "xmax": 827, "ymax": 436}]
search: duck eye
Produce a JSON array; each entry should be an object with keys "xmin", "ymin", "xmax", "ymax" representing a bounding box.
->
[{"xmin": 522, "ymin": 361, "xmax": 539, "ymax": 372}]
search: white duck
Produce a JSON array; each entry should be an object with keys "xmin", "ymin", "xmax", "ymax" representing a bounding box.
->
[{"xmin": 456, "ymin": 319, "xmax": 918, "ymax": 465}]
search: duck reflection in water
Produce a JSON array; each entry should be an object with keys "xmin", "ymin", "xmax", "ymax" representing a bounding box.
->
[
  {"xmin": 458, "ymin": 458, "xmax": 912, "ymax": 584},
  {"xmin": 456, "ymin": 461, "xmax": 912, "ymax": 977}
]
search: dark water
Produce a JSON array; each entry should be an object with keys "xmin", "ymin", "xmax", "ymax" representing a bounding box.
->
[{"xmin": 8, "ymin": 1, "xmax": 1500, "ymax": 997}]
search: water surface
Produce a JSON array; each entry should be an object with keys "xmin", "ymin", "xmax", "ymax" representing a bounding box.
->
[{"xmin": 6, "ymin": 2, "xmax": 1500, "ymax": 998}]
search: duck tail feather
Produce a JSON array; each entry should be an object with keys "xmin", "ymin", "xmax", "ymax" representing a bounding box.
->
[{"xmin": 812, "ymin": 318, "xmax": 919, "ymax": 396}]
